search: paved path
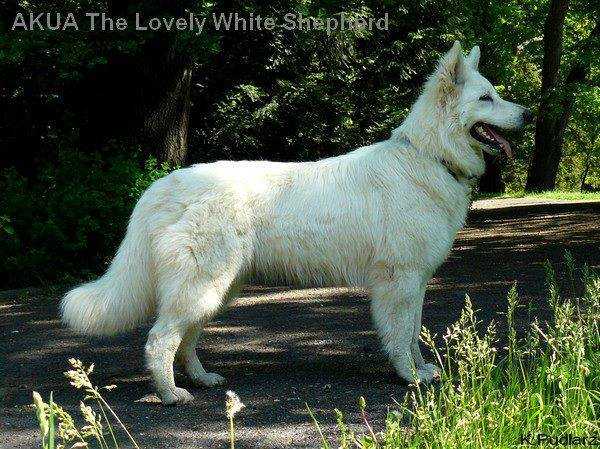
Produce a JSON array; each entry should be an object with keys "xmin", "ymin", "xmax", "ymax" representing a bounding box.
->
[{"xmin": 2, "ymin": 201, "xmax": 600, "ymax": 448}]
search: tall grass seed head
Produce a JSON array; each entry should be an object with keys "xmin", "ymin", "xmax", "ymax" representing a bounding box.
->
[{"xmin": 225, "ymin": 390, "xmax": 245, "ymax": 419}]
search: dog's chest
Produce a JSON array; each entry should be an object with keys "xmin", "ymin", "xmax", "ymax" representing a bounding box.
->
[
  {"xmin": 385, "ymin": 185, "xmax": 470, "ymax": 271},
  {"xmin": 432, "ymin": 206, "xmax": 467, "ymax": 259},
  {"xmin": 425, "ymin": 194, "xmax": 470, "ymax": 268}
]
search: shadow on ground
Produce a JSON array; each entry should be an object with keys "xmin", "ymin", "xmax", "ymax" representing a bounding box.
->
[{"xmin": 2, "ymin": 203, "xmax": 599, "ymax": 448}]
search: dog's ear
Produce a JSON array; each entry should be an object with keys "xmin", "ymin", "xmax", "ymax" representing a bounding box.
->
[
  {"xmin": 467, "ymin": 46, "xmax": 481, "ymax": 70},
  {"xmin": 435, "ymin": 41, "xmax": 467, "ymax": 92}
]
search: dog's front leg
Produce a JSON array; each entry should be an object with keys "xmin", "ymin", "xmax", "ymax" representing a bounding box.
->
[
  {"xmin": 370, "ymin": 273, "xmax": 438, "ymax": 383},
  {"xmin": 410, "ymin": 290, "xmax": 426, "ymax": 368},
  {"xmin": 410, "ymin": 287, "xmax": 440, "ymax": 378}
]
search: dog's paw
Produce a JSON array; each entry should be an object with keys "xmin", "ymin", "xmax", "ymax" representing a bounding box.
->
[
  {"xmin": 414, "ymin": 364, "xmax": 441, "ymax": 384},
  {"xmin": 421, "ymin": 363, "xmax": 441, "ymax": 379},
  {"xmin": 161, "ymin": 387, "xmax": 194, "ymax": 405},
  {"xmin": 192, "ymin": 372, "xmax": 226, "ymax": 387}
]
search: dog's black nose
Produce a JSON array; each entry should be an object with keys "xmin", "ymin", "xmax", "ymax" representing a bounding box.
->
[{"xmin": 522, "ymin": 109, "xmax": 534, "ymax": 125}]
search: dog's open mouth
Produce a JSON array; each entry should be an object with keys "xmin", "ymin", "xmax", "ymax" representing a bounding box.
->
[{"xmin": 469, "ymin": 122, "xmax": 512, "ymax": 158}]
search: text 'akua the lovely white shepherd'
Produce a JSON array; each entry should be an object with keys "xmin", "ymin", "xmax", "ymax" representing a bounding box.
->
[{"xmin": 62, "ymin": 42, "xmax": 533, "ymax": 404}]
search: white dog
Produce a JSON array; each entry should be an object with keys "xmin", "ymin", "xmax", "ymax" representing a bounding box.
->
[{"xmin": 62, "ymin": 42, "xmax": 532, "ymax": 404}]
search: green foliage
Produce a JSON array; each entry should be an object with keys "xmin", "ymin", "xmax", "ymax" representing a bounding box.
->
[
  {"xmin": 325, "ymin": 260, "xmax": 600, "ymax": 448},
  {"xmin": 0, "ymin": 147, "xmax": 172, "ymax": 287},
  {"xmin": 560, "ymin": 87, "xmax": 600, "ymax": 189},
  {"xmin": 190, "ymin": 0, "xmax": 598, "ymax": 189},
  {"xmin": 193, "ymin": 0, "xmax": 463, "ymax": 162},
  {"xmin": 1, "ymin": 0, "xmax": 599, "ymax": 286}
]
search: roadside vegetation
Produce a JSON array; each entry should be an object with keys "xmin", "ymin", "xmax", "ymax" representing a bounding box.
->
[
  {"xmin": 32, "ymin": 360, "xmax": 245, "ymax": 449},
  {"xmin": 316, "ymin": 255, "xmax": 599, "ymax": 448},
  {"xmin": 32, "ymin": 256, "xmax": 599, "ymax": 448},
  {"xmin": 476, "ymin": 190, "xmax": 600, "ymax": 201}
]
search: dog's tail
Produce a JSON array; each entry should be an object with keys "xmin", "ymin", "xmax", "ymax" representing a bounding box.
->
[{"xmin": 61, "ymin": 206, "xmax": 154, "ymax": 336}]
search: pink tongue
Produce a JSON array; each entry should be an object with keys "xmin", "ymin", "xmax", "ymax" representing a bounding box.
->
[{"xmin": 486, "ymin": 125, "xmax": 512, "ymax": 158}]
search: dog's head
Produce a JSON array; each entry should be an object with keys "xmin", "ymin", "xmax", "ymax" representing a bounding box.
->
[{"xmin": 432, "ymin": 41, "xmax": 533, "ymax": 159}]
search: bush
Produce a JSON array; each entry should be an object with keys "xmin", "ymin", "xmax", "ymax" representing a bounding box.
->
[{"xmin": 0, "ymin": 145, "xmax": 172, "ymax": 287}]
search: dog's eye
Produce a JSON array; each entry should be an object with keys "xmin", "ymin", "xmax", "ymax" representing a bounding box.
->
[{"xmin": 479, "ymin": 94, "xmax": 493, "ymax": 102}]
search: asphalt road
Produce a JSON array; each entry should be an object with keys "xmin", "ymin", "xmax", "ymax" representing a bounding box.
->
[{"xmin": 2, "ymin": 200, "xmax": 600, "ymax": 449}]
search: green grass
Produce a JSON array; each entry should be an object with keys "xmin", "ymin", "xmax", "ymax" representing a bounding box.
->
[
  {"xmin": 475, "ymin": 190, "xmax": 600, "ymax": 201},
  {"xmin": 325, "ymin": 256, "xmax": 600, "ymax": 448}
]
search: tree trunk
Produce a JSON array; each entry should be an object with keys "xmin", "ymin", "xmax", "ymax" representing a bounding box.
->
[
  {"xmin": 79, "ymin": 43, "xmax": 193, "ymax": 166},
  {"xmin": 580, "ymin": 150, "xmax": 592, "ymax": 191},
  {"xmin": 77, "ymin": 1, "xmax": 194, "ymax": 166},
  {"xmin": 478, "ymin": 154, "xmax": 505, "ymax": 193},
  {"xmin": 525, "ymin": 0, "xmax": 570, "ymax": 192},
  {"xmin": 526, "ymin": 14, "xmax": 598, "ymax": 191},
  {"xmin": 136, "ymin": 42, "xmax": 193, "ymax": 166}
]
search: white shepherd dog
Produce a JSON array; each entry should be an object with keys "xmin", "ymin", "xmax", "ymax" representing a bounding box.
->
[{"xmin": 62, "ymin": 42, "xmax": 533, "ymax": 404}]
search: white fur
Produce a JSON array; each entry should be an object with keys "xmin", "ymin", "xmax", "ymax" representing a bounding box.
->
[{"xmin": 61, "ymin": 42, "xmax": 528, "ymax": 404}]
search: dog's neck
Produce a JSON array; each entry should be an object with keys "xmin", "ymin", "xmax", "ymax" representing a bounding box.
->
[
  {"xmin": 440, "ymin": 159, "xmax": 478, "ymax": 184},
  {"xmin": 391, "ymin": 87, "xmax": 486, "ymax": 181},
  {"xmin": 394, "ymin": 133, "xmax": 477, "ymax": 184}
]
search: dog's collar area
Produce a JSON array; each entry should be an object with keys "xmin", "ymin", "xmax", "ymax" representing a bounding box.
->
[
  {"xmin": 396, "ymin": 134, "xmax": 477, "ymax": 184},
  {"xmin": 441, "ymin": 159, "xmax": 477, "ymax": 183}
]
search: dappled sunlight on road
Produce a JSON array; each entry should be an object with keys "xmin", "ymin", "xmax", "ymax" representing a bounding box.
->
[{"xmin": 2, "ymin": 202, "xmax": 600, "ymax": 448}]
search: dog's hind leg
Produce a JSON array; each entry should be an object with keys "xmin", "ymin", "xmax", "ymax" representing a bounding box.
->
[
  {"xmin": 146, "ymin": 316, "xmax": 194, "ymax": 404},
  {"xmin": 146, "ymin": 276, "xmax": 238, "ymax": 404},
  {"xmin": 370, "ymin": 272, "xmax": 437, "ymax": 383},
  {"xmin": 176, "ymin": 282, "xmax": 242, "ymax": 387},
  {"xmin": 176, "ymin": 324, "xmax": 226, "ymax": 387},
  {"xmin": 146, "ymin": 219, "xmax": 249, "ymax": 404}
]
